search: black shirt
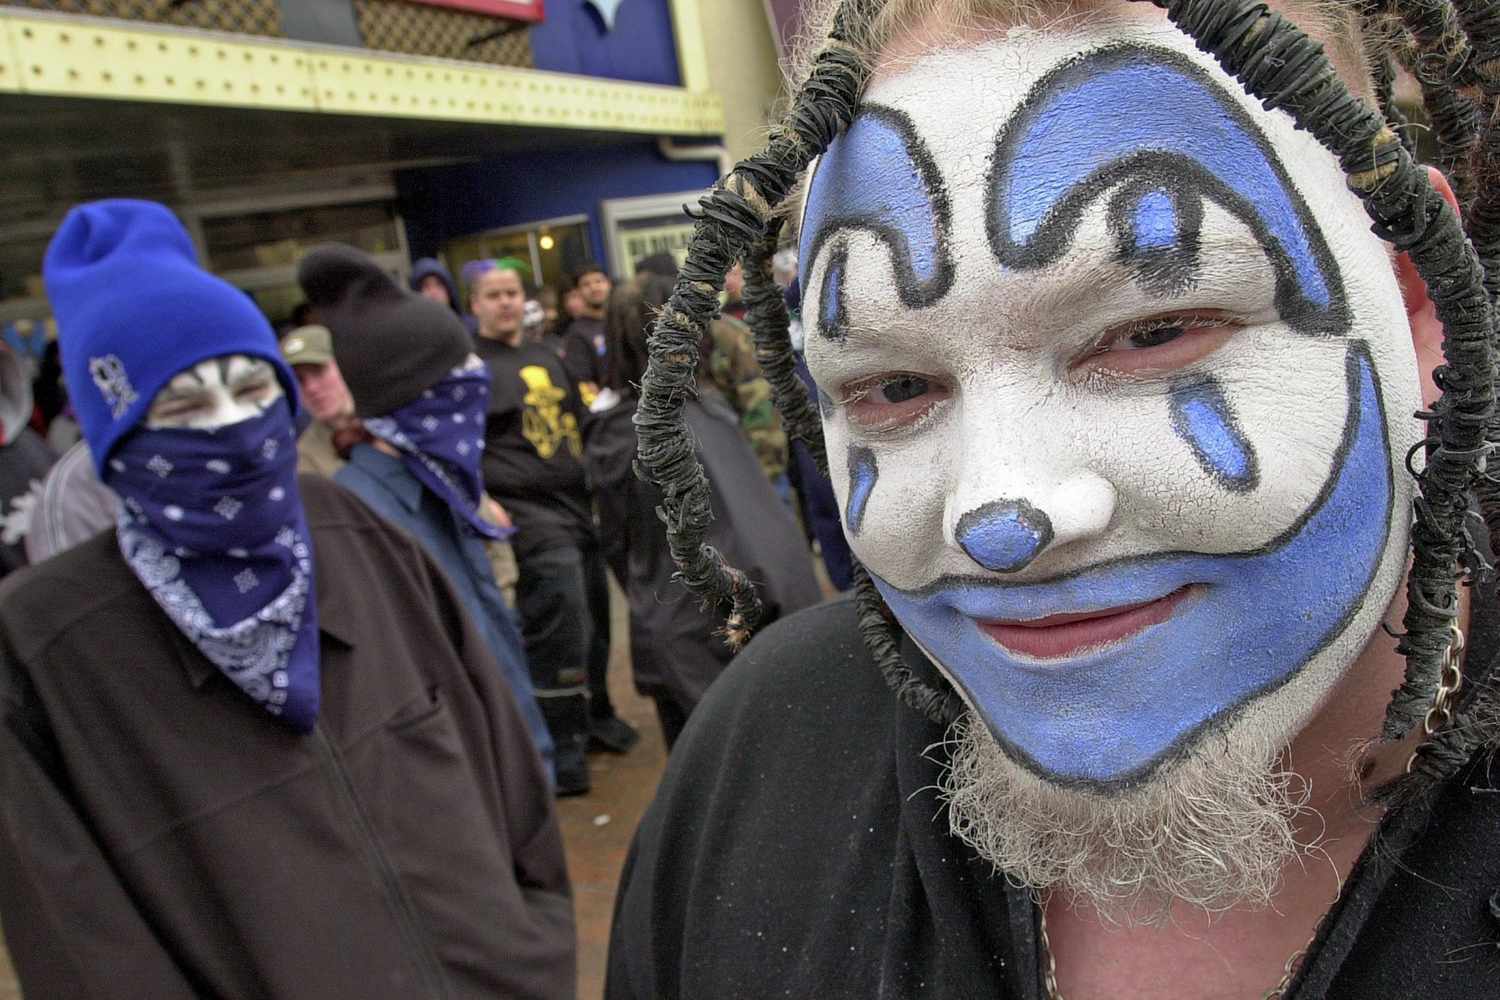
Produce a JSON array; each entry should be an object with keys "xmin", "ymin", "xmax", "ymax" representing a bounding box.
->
[
  {"xmin": 607, "ymin": 598, "xmax": 1500, "ymax": 999},
  {"xmin": 474, "ymin": 335, "xmax": 594, "ymax": 560},
  {"xmin": 556, "ymin": 316, "xmax": 607, "ymax": 396}
]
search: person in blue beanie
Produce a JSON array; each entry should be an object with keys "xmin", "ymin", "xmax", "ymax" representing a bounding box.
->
[
  {"xmin": 299, "ymin": 242, "xmax": 556, "ymax": 783},
  {"xmin": 0, "ymin": 200, "xmax": 575, "ymax": 999}
]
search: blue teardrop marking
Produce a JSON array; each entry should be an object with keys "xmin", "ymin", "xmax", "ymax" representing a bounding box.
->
[
  {"xmin": 956, "ymin": 500, "xmax": 1055, "ymax": 573},
  {"xmin": 1133, "ymin": 190, "xmax": 1177, "ymax": 250},
  {"xmin": 1169, "ymin": 380, "xmax": 1258, "ymax": 491},
  {"xmin": 819, "ymin": 247, "xmax": 847, "ymax": 341},
  {"xmin": 846, "ymin": 446, "xmax": 878, "ymax": 535},
  {"xmin": 871, "ymin": 341, "xmax": 1391, "ymax": 786}
]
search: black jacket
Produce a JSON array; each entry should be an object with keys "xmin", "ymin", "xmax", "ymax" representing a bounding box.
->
[
  {"xmin": 607, "ymin": 598, "xmax": 1500, "ymax": 999},
  {"xmin": 556, "ymin": 316, "xmax": 607, "ymax": 395},
  {"xmin": 585, "ymin": 391, "xmax": 820, "ymax": 706},
  {"xmin": 0, "ymin": 476, "xmax": 575, "ymax": 999}
]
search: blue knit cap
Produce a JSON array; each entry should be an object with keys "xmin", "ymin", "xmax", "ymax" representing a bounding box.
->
[{"xmin": 43, "ymin": 199, "xmax": 298, "ymax": 473}]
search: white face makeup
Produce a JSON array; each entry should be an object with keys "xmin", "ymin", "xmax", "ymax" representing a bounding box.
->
[
  {"xmin": 145, "ymin": 354, "xmax": 285, "ymax": 431},
  {"xmin": 801, "ymin": 24, "xmax": 1421, "ymax": 791}
]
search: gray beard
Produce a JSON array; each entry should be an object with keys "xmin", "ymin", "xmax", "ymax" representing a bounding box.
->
[{"xmin": 937, "ymin": 711, "xmax": 1318, "ymax": 925}]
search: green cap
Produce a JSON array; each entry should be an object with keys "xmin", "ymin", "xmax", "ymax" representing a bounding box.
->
[{"xmin": 280, "ymin": 324, "xmax": 333, "ymax": 366}]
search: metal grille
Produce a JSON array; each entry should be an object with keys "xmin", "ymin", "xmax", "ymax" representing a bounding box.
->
[
  {"xmin": 0, "ymin": 0, "xmax": 283, "ymax": 36},
  {"xmin": 354, "ymin": 0, "xmax": 532, "ymax": 68}
]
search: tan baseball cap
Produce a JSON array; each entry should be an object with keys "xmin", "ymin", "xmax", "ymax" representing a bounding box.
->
[{"xmin": 280, "ymin": 324, "xmax": 333, "ymax": 366}]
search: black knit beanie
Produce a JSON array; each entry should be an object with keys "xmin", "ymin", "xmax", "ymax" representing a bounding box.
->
[{"xmin": 296, "ymin": 244, "xmax": 470, "ymax": 418}]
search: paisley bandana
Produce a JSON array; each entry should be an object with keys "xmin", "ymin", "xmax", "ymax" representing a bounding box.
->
[
  {"xmin": 105, "ymin": 401, "xmax": 320, "ymax": 731},
  {"xmin": 363, "ymin": 357, "xmax": 509, "ymax": 541}
]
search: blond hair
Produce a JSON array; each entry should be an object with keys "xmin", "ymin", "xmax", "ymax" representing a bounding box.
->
[{"xmin": 785, "ymin": 0, "xmax": 1372, "ymax": 96}]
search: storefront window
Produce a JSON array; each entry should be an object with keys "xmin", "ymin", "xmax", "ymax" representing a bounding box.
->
[
  {"xmin": 201, "ymin": 201, "xmax": 401, "ymax": 273},
  {"xmin": 442, "ymin": 216, "xmax": 591, "ymax": 294},
  {"xmin": 599, "ymin": 192, "xmax": 702, "ymax": 279}
]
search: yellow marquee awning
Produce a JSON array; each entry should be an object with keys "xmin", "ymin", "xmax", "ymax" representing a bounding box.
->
[{"xmin": 0, "ymin": 8, "xmax": 725, "ymax": 136}]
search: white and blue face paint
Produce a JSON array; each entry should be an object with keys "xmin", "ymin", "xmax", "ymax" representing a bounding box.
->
[{"xmin": 802, "ymin": 25, "xmax": 1421, "ymax": 791}]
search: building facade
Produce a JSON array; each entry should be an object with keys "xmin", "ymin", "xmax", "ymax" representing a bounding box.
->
[{"xmin": 0, "ymin": 0, "xmax": 781, "ymax": 334}]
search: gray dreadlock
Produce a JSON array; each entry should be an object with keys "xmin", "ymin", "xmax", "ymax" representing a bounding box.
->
[{"xmin": 635, "ymin": 0, "xmax": 1500, "ymax": 800}]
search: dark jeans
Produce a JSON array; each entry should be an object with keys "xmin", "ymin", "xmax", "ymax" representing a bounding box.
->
[
  {"xmin": 653, "ymin": 693, "xmax": 691, "ymax": 751},
  {"xmin": 580, "ymin": 541, "xmax": 615, "ymax": 720},
  {"xmin": 515, "ymin": 545, "xmax": 592, "ymax": 749}
]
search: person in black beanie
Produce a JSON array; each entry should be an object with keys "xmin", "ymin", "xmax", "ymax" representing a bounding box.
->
[{"xmin": 298, "ymin": 243, "xmax": 556, "ymax": 782}]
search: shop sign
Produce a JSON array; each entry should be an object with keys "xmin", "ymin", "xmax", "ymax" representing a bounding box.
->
[
  {"xmin": 599, "ymin": 191, "xmax": 705, "ymax": 278},
  {"xmin": 620, "ymin": 223, "xmax": 693, "ymax": 271},
  {"xmin": 407, "ymin": 0, "xmax": 546, "ymax": 23}
]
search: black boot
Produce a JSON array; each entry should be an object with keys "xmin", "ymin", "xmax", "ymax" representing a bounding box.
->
[
  {"xmin": 588, "ymin": 714, "xmax": 641, "ymax": 754},
  {"xmin": 539, "ymin": 693, "xmax": 591, "ymax": 796}
]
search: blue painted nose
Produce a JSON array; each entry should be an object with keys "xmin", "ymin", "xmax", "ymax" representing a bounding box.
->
[{"xmin": 956, "ymin": 500, "xmax": 1054, "ymax": 573}]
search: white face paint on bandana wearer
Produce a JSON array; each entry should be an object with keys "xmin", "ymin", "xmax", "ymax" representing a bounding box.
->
[
  {"xmin": 145, "ymin": 355, "xmax": 285, "ymax": 430},
  {"xmin": 801, "ymin": 23, "xmax": 1421, "ymax": 800}
]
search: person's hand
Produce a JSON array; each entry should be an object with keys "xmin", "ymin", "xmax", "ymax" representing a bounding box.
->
[
  {"xmin": 590, "ymin": 386, "xmax": 621, "ymax": 414},
  {"xmin": 481, "ymin": 495, "xmax": 513, "ymax": 530},
  {"xmin": 1, "ymin": 486, "xmax": 40, "ymax": 546}
]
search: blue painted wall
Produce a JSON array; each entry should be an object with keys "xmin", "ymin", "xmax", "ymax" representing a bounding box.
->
[
  {"xmin": 397, "ymin": 139, "xmax": 717, "ymax": 269},
  {"xmin": 529, "ymin": 0, "xmax": 681, "ymax": 86}
]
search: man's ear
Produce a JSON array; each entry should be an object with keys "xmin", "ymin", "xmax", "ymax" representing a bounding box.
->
[{"xmin": 1395, "ymin": 166, "xmax": 1460, "ymax": 408}]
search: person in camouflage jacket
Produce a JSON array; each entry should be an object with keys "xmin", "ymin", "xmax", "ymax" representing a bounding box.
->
[{"xmin": 705, "ymin": 315, "xmax": 787, "ymax": 487}]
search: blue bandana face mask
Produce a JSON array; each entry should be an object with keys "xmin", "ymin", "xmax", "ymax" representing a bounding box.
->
[
  {"xmin": 104, "ymin": 401, "xmax": 320, "ymax": 731},
  {"xmin": 363, "ymin": 357, "xmax": 510, "ymax": 541}
]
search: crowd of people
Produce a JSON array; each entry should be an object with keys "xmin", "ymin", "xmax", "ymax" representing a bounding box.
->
[
  {"xmin": 0, "ymin": 212, "xmax": 847, "ymax": 784},
  {"xmin": 3, "ymin": 0, "xmax": 1500, "ymax": 997},
  {"xmin": 0, "ymin": 187, "xmax": 845, "ymax": 996}
]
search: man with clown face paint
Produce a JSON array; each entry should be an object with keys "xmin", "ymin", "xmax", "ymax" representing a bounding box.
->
[{"xmin": 609, "ymin": 1, "xmax": 1500, "ymax": 998}]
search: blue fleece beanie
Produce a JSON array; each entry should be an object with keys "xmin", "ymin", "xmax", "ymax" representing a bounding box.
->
[{"xmin": 43, "ymin": 199, "xmax": 298, "ymax": 474}]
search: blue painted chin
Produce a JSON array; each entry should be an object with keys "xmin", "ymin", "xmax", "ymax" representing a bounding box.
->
[{"xmin": 873, "ymin": 343, "xmax": 1393, "ymax": 788}]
